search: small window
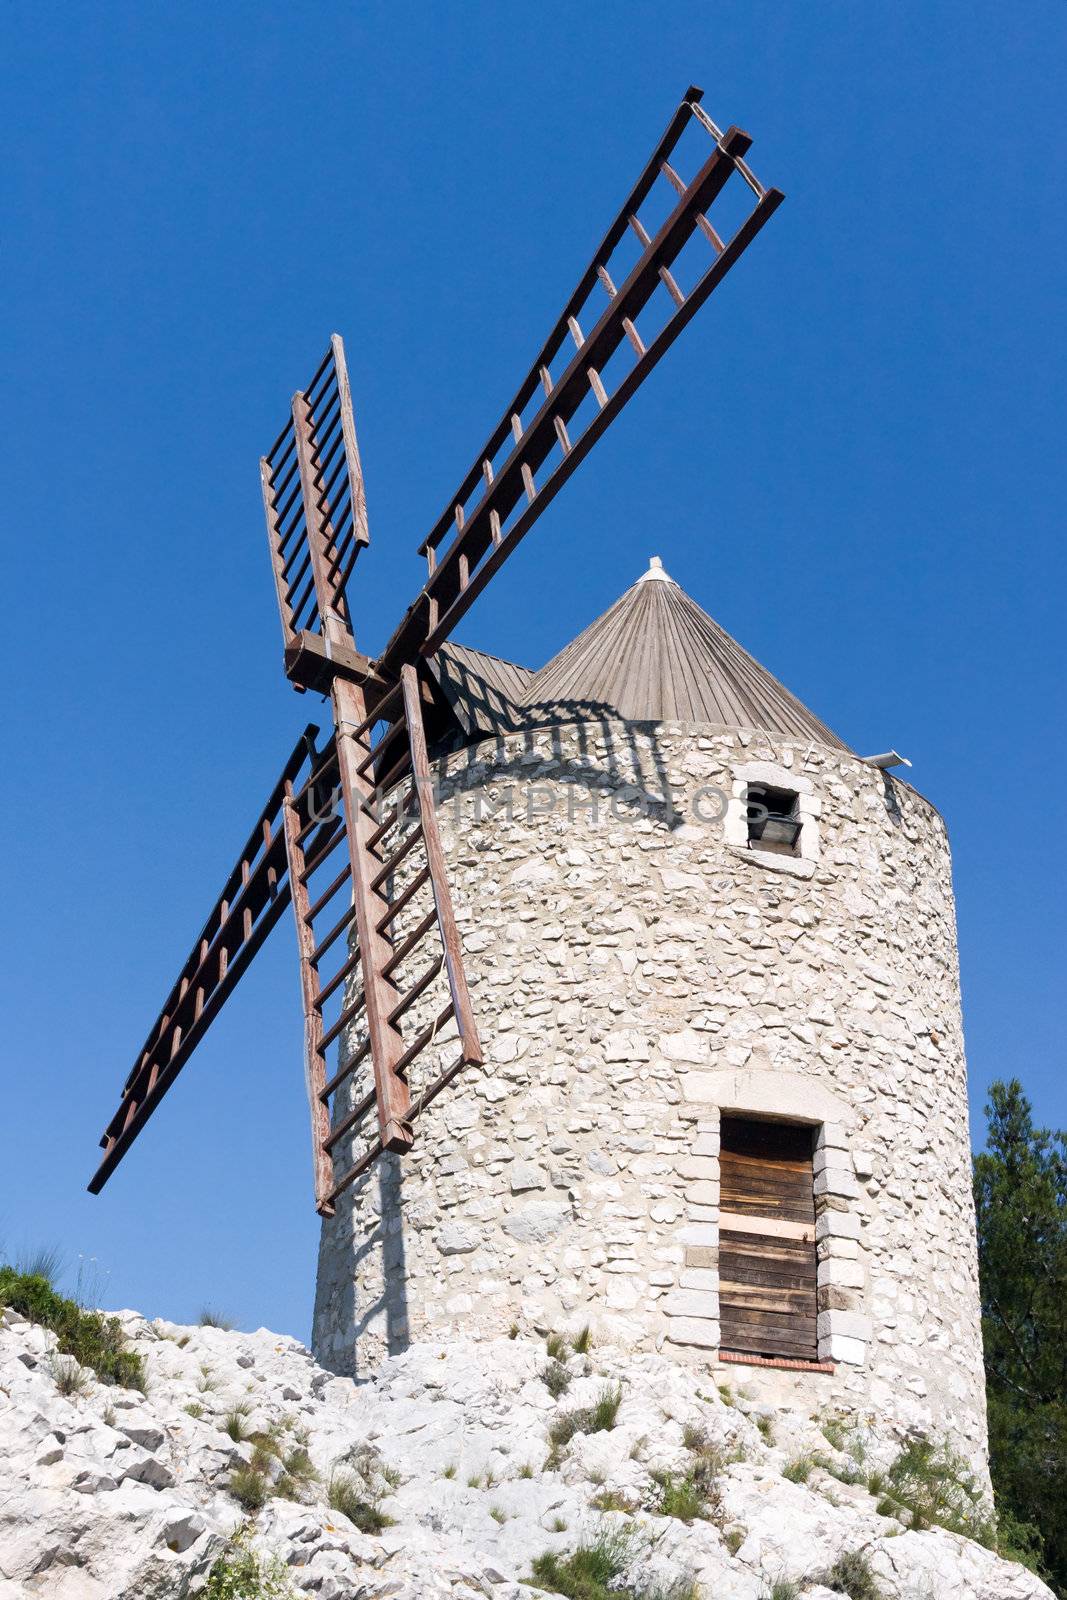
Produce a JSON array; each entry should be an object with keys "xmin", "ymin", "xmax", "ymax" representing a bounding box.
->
[{"xmin": 746, "ymin": 784, "xmax": 801, "ymax": 856}]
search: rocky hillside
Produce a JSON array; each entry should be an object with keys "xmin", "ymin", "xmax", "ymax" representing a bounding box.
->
[{"xmin": 0, "ymin": 1305, "xmax": 1052, "ymax": 1600}]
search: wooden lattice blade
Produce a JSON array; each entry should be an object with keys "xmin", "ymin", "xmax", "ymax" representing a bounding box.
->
[
  {"xmin": 260, "ymin": 334, "xmax": 370, "ymax": 666},
  {"xmin": 379, "ymin": 88, "xmax": 783, "ymax": 674},
  {"xmin": 286, "ymin": 665, "xmax": 482, "ymax": 1210},
  {"xmin": 88, "ymin": 727, "xmax": 335, "ymax": 1195}
]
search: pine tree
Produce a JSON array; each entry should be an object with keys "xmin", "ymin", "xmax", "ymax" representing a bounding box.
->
[{"xmin": 974, "ymin": 1079, "xmax": 1067, "ymax": 1594}]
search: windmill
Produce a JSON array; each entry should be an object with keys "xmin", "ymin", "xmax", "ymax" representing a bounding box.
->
[{"xmin": 89, "ymin": 87, "xmax": 783, "ymax": 1220}]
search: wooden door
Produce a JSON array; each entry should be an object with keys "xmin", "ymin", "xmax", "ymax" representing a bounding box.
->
[{"xmin": 718, "ymin": 1116, "xmax": 818, "ymax": 1361}]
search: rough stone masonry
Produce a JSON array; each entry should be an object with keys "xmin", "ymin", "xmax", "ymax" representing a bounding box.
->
[{"xmin": 314, "ymin": 719, "xmax": 987, "ymax": 1469}]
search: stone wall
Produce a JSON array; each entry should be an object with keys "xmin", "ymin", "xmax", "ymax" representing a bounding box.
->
[{"xmin": 313, "ymin": 719, "xmax": 988, "ymax": 1463}]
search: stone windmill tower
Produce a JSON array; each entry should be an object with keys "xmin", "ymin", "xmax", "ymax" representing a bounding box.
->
[
  {"xmin": 314, "ymin": 556, "xmax": 988, "ymax": 1459},
  {"xmin": 88, "ymin": 89, "xmax": 986, "ymax": 1461}
]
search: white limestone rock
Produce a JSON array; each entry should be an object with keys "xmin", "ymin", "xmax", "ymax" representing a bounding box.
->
[{"xmin": 0, "ymin": 1316, "xmax": 1052, "ymax": 1600}]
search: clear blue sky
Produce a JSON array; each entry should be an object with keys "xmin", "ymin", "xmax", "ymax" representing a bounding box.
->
[{"xmin": 3, "ymin": 3, "xmax": 1064, "ymax": 1338}]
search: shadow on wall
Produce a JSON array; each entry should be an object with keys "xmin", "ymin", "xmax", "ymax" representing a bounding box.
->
[
  {"xmin": 433, "ymin": 712, "xmax": 691, "ymax": 832},
  {"xmin": 315, "ymin": 712, "xmax": 733, "ymax": 1374},
  {"xmin": 315, "ymin": 1152, "xmax": 410, "ymax": 1380}
]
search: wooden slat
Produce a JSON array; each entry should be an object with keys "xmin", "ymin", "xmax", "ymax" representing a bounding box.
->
[
  {"xmin": 720, "ymin": 1244, "xmax": 816, "ymax": 1276},
  {"xmin": 721, "ymin": 1306, "xmax": 817, "ymax": 1336},
  {"xmin": 381, "ymin": 89, "xmax": 784, "ymax": 670},
  {"xmin": 720, "ymin": 1320, "xmax": 818, "ymax": 1358},
  {"xmin": 716, "ymin": 1116, "xmax": 819, "ymax": 1361},
  {"xmin": 719, "ymin": 1259, "xmax": 817, "ymax": 1292},
  {"xmin": 332, "ymin": 674, "xmax": 412, "ymax": 1154},
  {"xmin": 326, "ymin": 1043, "xmax": 468, "ymax": 1206},
  {"xmin": 281, "ymin": 794, "xmax": 335, "ymax": 1216},
  {"xmin": 260, "ymin": 454, "xmax": 299, "ymax": 650},
  {"xmin": 88, "ymin": 725, "xmax": 322, "ymax": 1195},
  {"xmin": 720, "ymin": 1211, "xmax": 813, "ymax": 1242},
  {"xmin": 400, "ymin": 665, "xmax": 483, "ymax": 1067},
  {"xmin": 292, "ymin": 390, "xmax": 349, "ymax": 635},
  {"xmin": 260, "ymin": 338, "xmax": 369, "ymax": 664},
  {"xmin": 720, "ymin": 1283, "xmax": 815, "ymax": 1315},
  {"xmin": 720, "ymin": 1235, "xmax": 817, "ymax": 1270}
]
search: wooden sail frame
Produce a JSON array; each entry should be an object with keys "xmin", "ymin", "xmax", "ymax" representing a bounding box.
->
[{"xmin": 89, "ymin": 84, "xmax": 783, "ymax": 1206}]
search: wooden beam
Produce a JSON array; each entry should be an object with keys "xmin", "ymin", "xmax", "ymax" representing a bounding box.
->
[
  {"xmin": 282, "ymin": 629, "xmax": 387, "ymax": 697},
  {"xmin": 281, "ymin": 794, "xmax": 337, "ymax": 1216},
  {"xmin": 400, "ymin": 666, "xmax": 482, "ymax": 1067},
  {"xmin": 332, "ymin": 675, "xmax": 413, "ymax": 1154}
]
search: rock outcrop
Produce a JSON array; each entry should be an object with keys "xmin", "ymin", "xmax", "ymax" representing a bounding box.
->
[{"xmin": 0, "ymin": 1309, "xmax": 1050, "ymax": 1599}]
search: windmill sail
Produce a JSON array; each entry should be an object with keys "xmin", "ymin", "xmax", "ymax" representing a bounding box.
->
[
  {"xmin": 283, "ymin": 664, "xmax": 481, "ymax": 1215},
  {"xmin": 380, "ymin": 86, "xmax": 782, "ymax": 672},
  {"xmin": 90, "ymin": 85, "xmax": 782, "ymax": 1208},
  {"xmin": 88, "ymin": 727, "xmax": 333, "ymax": 1194}
]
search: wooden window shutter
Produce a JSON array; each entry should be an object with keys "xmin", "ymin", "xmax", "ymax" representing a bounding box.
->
[{"xmin": 718, "ymin": 1116, "xmax": 819, "ymax": 1362}]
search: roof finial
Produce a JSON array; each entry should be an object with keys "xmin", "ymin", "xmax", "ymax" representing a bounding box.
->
[{"xmin": 637, "ymin": 554, "xmax": 673, "ymax": 584}]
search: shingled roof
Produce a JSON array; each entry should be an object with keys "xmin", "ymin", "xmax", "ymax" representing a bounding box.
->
[{"xmin": 431, "ymin": 557, "xmax": 848, "ymax": 752}]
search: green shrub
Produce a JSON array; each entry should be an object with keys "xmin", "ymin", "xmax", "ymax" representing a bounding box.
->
[
  {"xmin": 549, "ymin": 1385, "xmax": 623, "ymax": 1452},
  {"xmin": 682, "ymin": 1426, "xmax": 742, "ymax": 1488},
  {"xmin": 650, "ymin": 1471, "xmax": 705, "ymax": 1523},
  {"xmin": 647, "ymin": 1420, "xmax": 743, "ymax": 1530},
  {"xmin": 544, "ymin": 1359, "xmax": 572, "ymax": 1397},
  {"xmin": 994, "ymin": 1508, "xmax": 1049, "ymax": 1575},
  {"xmin": 327, "ymin": 1468, "xmax": 394, "ymax": 1533},
  {"xmin": 824, "ymin": 1459, "xmax": 866, "ymax": 1487},
  {"xmin": 0, "ymin": 1267, "xmax": 144, "ymax": 1390},
  {"xmin": 782, "ymin": 1455, "xmax": 816, "ymax": 1484},
  {"xmin": 47, "ymin": 1352, "xmax": 93, "ymax": 1397},
  {"xmin": 812, "ymin": 1550, "xmax": 882, "ymax": 1600},
  {"xmin": 229, "ymin": 1467, "xmax": 269, "ymax": 1513},
  {"xmin": 590, "ymin": 1488, "xmax": 636, "ymax": 1513},
  {"xmin": 249, "ymin": 1428, "xmax": 283, "ymax": 1458},
  {"xmin": 205, "ymin": 1523, "xmax": 295, "ymax": 1598},
  {"xmin": 572, "ymin": 1325, "xmax": 593, "ymax": 1355},
  {"xmin": 221, "ymin": 1403, "xmax": 253, "ymax": 1442},
  {"xmin": 531, "ymin": 1528, "xmax": 697, "ymax": 1600},
  {"xmin": 764, "ymin": 1582, "xmax": 801, "ymax": 1600},
  {"xmin": 199, "ymin": 1307, "xmax": 234, "ymax": 1329},
  {"xmin": 14, "ymin": 1246, "xmax": 65, "ymax": 1283},
  {"xmin": 878, "ymin": 1435, "xmax": 992, "ymax": 1543},
  {"xmin": 974, "ymin": 1080, "xmax": 1065, "ymax": 1593},
  {"xmin": 588, "ymin": 1386, "xmax": 623, "ymax": 1430},
  {"xmin": 282, "ymin": 1446, "xmax": 317, "ymax": 1483}
]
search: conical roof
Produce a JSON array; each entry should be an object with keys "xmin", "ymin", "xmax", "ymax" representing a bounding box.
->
[{"xmin": 523, "ymin": 556, "xmax": 849, "ymax": 750}]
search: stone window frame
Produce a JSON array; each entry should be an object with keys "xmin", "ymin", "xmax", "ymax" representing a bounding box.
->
[
  {"xmin": 724, "ymin": 759, "xmax": 821, "ymax": 880},
  {"xmin": 668, "ymin": 1070, "xmax": 870, "ymax": 1369}
]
